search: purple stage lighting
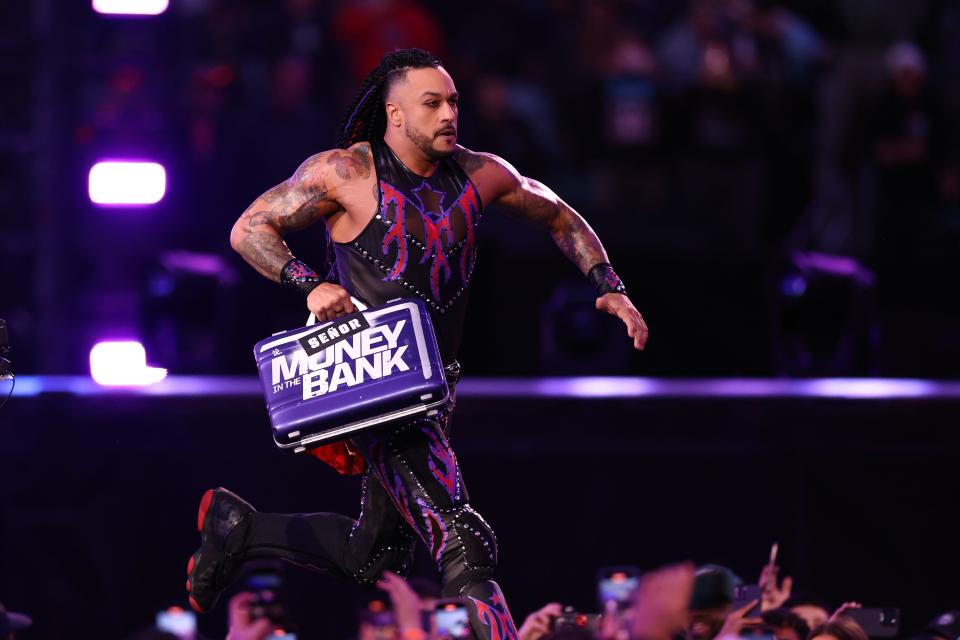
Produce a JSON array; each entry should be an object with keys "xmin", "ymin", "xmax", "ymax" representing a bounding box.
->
[
  {"xmin": 88, "ymin": 161, "xmax": 166, "ymax": 205},
  {"xmin": 89, "ymin": 341, "xmax": 167, "ymax": 387},
  {"xmin": 92, "ymin": 0, "xmax": 169, "ymax": 15}
]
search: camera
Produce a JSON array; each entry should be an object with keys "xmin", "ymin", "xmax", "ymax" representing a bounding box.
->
[
  {"xmin": 240, "ymin": 565, "xmax": 290, "ymax": 628},
  {"xmin": 730, "ymin": 584, "xmax": 763, "ymax": 618},
  {"xmin": 553, "ymin": 606, "xmax": 601, "ymax": 634},
  {"xmin": 844, "ymin": 608, "xmax": 900, "ymax": 638}
]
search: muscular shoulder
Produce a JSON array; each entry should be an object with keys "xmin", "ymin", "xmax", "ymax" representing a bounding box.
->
[
  {"xmin": 452, "ymin": 146, "xmax": 521, "ymax": 203},
  {"xmin": 290, "ymin": 143, "xmax": 373, "ymax": 193}
]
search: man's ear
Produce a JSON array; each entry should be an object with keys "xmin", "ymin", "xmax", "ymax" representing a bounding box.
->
[{"xmin": 385, "ymin": 100, "xmax": 402, "ymax": 128}]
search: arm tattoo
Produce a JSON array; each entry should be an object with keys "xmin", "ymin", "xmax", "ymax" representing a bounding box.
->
[
  {"xmin": 456, "ymin": 148, "xmax": 611, "ymax": 275},
  {"xmin": 549, "ymin": 206, "xmax": 608, "ymax": 275},
  {"xmin": 231, "ymin": 151, "xmax": 339, "ymax": 282},
  {"xmin": 327, "ymin": 144, "xmax": 371, "ymax": 180},
  {"xmin": 244, "ymin": 228, "xmax": 296, "ymax": 280},
  {"xmin": 511, "ymin": 179, "xmax": 608, "ymax": 275},
  {"xmin": 458, "ymin": 151, "xmax": 491, "ymax": 175}
]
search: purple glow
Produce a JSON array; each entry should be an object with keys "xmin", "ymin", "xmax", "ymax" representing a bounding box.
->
[
  {"xmin": 92, "ymin": 0, "xmax": 169, "ymax": 15},
  {"xmin": 89, "ymin": 341, "xmax": 167, "ymax": 387},
  {"xmin": 13, "ymin": 376, "xmax": 960, "ymax": 399},
  {"xmin": 88, "ymin": 161, "xmax": 166, "ymax": 205},
  {"xmin": 792, "ymin": 251, "xmax": 876, "ymax": 285}
]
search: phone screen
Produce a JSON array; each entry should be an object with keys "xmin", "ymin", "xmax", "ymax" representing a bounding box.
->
[
  {"xmin": 435, "ymin": 603, "xmax": 471, "ymax": 638},
  {"xmin": 245, "ymin": 571, "xmax": 282, "ymax": 591},
  {"xmin": 731, "ymin": 585, "xmax": 763, "ymax": 618},
  {"xmin": 156, "ymin": 608, "xmax": 197, "ymax": 638},
  {"xmin": 598, "ymin": 569, "xmax": 639, "ymax": 607}
]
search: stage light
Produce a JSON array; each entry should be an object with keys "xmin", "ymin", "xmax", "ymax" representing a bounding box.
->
[
  {"xmin": 89, "ymin": 341, "xmax": 167, "ymax": 386},
  {"xmin": 92, "ymin": 0, "xmax": 169, "ymax": 15},
  {"xmin": 88, "ymin": 161, "xmax": 166, "ymax": 205}
]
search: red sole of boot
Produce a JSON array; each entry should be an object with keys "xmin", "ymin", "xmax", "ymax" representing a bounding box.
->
[
  {"xmin": 189, "ymin": 595, "xmax": 204, "ymax": 614},
  {"xmin": 197, "ymin": 489, "xmax": 214, "ymax": 533}
]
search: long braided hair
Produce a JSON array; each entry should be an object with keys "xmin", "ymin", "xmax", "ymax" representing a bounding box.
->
[
  {"xmin": 323, "ymin": 49, "xmax": 442, "ymax": 286},
  {"xmin": 336, "ymin": 48, "xmax": 442, "ymax": 150}
]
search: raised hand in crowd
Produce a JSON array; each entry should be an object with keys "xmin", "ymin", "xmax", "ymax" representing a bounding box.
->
[
  {"xmin": 225, "ymin": 592, "xmax": 277, "ymax": 640},
  {"xmin": 377, "ymin": 571, "xmax": 427, "ymax": 638},
  {"xmin": 518, "ymin": 602, "xmax": 563, "ymax": 640},
  {"xmin": 759, "ymin": 563, "xmax": 793, "ymax": 612},
  {"xmin": 830, "ymin": 602, "xmax": 863, "ymax": 622}
]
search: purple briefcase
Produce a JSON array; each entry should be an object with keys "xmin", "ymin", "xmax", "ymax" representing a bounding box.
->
[{"xmin": 253, "ymin": 297, "xmax": 449, "ymax": 453}]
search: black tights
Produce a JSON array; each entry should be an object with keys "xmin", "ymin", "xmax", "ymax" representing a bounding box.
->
[{"xmin": 227, "ymin": 417, "xmax": 518, "ymax": 640}]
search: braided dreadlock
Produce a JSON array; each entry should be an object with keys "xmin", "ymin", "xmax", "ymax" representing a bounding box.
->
[{"xmin": 336, "ymin": 48, "xmax": 442, "ymax": 150}]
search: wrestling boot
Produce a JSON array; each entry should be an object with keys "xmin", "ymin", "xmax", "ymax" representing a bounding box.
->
[
  {"xmin": 460, "ymin": 579, "xmax": 520, "ymax": 640},
  {"xmin": 185, "ymin": 487, "xmax": 255, "ymax": 613}
]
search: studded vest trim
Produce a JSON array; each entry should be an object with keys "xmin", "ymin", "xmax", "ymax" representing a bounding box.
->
[{"xmin": 332, "ymin": 140, "xmax": 483, "ymax": 362}]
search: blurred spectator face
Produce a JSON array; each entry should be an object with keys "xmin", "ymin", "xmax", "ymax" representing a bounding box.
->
[
  {"xmin": 387, "ymin": 66, "xmax": 459, "ymax": 159},
  {"xmin": 690, "ymin": 606, "xmax": 731, "ymax": 640},
  {"xmin": 607, "ymin": 36, "xmax": 657, "ymax": 77},
  {"xmin": 791, "ymin": 605, "xmax": 829, "ymax": 631},
  {"xmin": 272, "ymin": 57, "xmax": 311, "ymax": 112},
  {"xmin": 886, "ymin": 42, "xmax": 927, "ymax": 98},
  {"xmin": 475, "ymin": 75, "xmax": 509, "ymax": 121},
  {"xmin": 771, "ymin": 624, "xmax": 804, "ymax": 640}
]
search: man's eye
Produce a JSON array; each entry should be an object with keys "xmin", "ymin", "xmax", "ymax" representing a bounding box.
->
[{"xmin": 425, "ymin": 102, "xmax": 438, "ymax": 107}]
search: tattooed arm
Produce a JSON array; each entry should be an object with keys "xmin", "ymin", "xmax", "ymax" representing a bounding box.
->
[
  {"xmin": 454, "ymin": 147, "xmax": 649, "ymax": 350},
  {"xmin": 230, "ymin": 143, "xmax": 372, "ymax": 320}
]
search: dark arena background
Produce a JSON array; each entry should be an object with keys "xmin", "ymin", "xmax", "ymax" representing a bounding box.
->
[{"xmin": 2, "ymin": 1, "xmax": 960, "ymax": 640}]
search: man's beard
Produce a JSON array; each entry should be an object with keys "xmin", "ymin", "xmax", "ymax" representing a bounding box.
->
[{"xmin": 404, "ymin": 124, "xmax": 454, "ymax": 160}]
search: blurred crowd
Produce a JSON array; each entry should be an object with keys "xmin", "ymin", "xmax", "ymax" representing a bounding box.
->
[
  {"xmin": 77, "ymin": 0, "xmax": 960, "ymax": 260},
  {"xmin": 8, "ymin": 0, "xmax": 960, "ymax": 376},
  {"xmin": 8, "ymin": 553, "xmax": 958, "ymax": 640}
]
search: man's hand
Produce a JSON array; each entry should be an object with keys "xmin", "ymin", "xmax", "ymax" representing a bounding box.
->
[
  {"xmin": 226, "ymin": 592, "xmax": 277, "ymax": 640},
  {"xmin": 716, "ymin": 600, "xmax": 764, "ymax": 640},
  {"xmin": 596, "ymin": 294, "xmax": 648, "ymax": 350},
  {"xmin": 830, "ymin": 602, "xmax": 863, "ymax": 622},
  {"xmin": 307, "ymin": 283, "xmax": 357, "ymax": 322},
  {"xmin": 629, "ymin": 562, "xmax": 695, "ymax": 640},
  {"xmin": 518, "ymin": 602, "xmax": 562, "ymax": 640},
  {"xmin": 759, "ymin": 563, "xmax": 793, "ymax": 612}
]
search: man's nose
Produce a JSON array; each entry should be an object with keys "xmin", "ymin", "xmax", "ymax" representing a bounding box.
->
[{"xmin": 440, "ymin": 102, "xmax": 456, "ymax": 123}]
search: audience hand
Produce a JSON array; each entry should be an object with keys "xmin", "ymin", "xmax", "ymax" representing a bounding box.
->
[
  {"xmin": 226, "ymin": 592, "xmax": 277, "ymax": 640},
  {"xmin": 629, "ymin": 562, "xmax": 696, "ymax": 640},
  {"xmin": 716, "ymin": 600, "xmax": 762, "ymax": 640},
  {"xmin": 518, "ymin": 602, "xmax": 563, "ymax": 640},
  {"xmin": 831, "ymin": 602, "xmax": 863, "ymax": 621},
  {"xmin": 378, "ymin": 571, "xmax": 425, "ymax": 635},
  {"xmin": 759, "ymin": 563, "xmax": 793, "ymax": 611}
]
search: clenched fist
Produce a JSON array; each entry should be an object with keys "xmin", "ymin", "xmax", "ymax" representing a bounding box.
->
[{"xmin": 307, "ymin": 283, "xmax": 357, "ymax": 322}]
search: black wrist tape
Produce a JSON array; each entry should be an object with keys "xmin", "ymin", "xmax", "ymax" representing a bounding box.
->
[
  {"xmin": 280, "ymin": 258, "xmax": 323, "ymax": 297},
  {"xmin": 587, "ymin": 262, "xmax": 627, "ymax": 296}
]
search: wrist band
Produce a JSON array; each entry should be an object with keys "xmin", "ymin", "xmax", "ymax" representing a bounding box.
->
[
  {"xmin": 281, "ymin": 258, "xmax": 323, "ymax": 297},
  {"xmin": 587, "ymin": 262, "xmax": 627, "ymax": 296}
]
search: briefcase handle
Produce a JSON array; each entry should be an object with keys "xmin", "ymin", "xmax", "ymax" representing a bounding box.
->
[{"xmin": 305, "ymin": 296, "xmax": 368, "ymax": 326}]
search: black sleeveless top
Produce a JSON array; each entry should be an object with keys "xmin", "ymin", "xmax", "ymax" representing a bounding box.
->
[{"xmin": 333, "ymin": 140, "xmax": 483, "ymax": 363}]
